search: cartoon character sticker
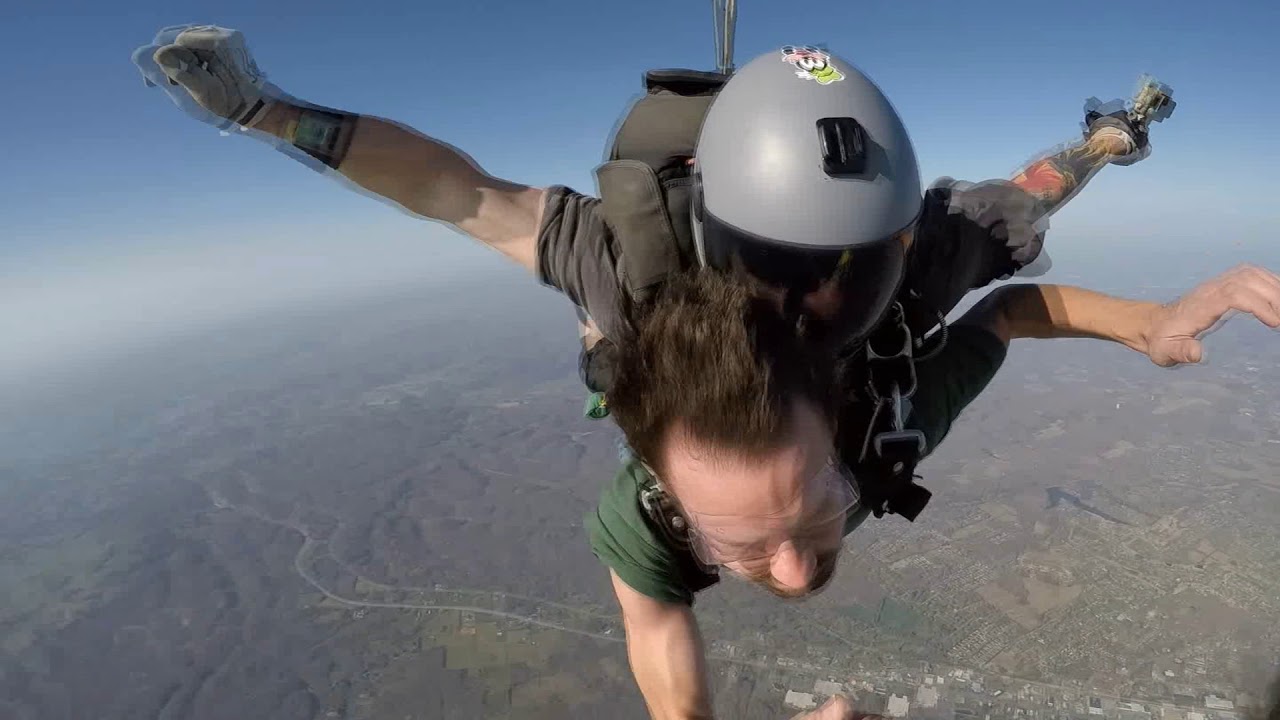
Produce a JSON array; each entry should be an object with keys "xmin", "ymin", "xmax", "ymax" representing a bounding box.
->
[{"xmin": 781, "ymin": 45, "xmax": 845, "ymax": 85}]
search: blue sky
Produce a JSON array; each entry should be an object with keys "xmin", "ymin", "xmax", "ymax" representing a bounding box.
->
[{"xmin": 2, "ymin": 0, "xmax": 1278, "ymax": 382}]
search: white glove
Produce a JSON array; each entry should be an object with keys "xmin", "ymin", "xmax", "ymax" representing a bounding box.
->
[{"xmin": 133, "ymin": 25, "xmax": 278, "ymax": 129}]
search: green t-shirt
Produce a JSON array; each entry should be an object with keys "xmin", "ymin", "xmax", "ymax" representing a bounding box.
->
[{"xmin": 584, "ymin": 324, "xmax": 1009, "ymax": 605}]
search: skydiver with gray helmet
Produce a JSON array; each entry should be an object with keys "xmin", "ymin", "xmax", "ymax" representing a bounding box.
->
[{"xmin": 133, "ymin": 18, "xmax": 1280, "ymax": 720}]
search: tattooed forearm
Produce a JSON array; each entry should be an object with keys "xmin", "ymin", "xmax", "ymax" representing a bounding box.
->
[{"xmin": 1011, "ymin": 123, "xmax": 1139, "ymax": 211}]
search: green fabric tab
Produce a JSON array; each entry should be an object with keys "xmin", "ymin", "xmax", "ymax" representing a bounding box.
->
[{"xmin": 584, "ymin": 391, "xmax": 610, "ymax": 419}]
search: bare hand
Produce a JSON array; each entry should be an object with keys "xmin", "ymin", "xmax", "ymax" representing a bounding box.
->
[
  {"xmin": 791, "ymin": 695, "xmax": 884, "ymax": 720},
  {"xmin": 1145, "ymin": 264, "xmax": 1280, "ymax": 367}
]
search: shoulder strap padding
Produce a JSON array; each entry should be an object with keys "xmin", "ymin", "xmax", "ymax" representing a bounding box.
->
[
  {"xmin": 598, "ymin": 69, "xmax": 729, "ymax": 303},
  {"xmin": 608, "ymin": 69, "xmax": 728, "ymax": 166},
  {"xmin": 644, "ymin": 68, "xmax": 731, "ymax": 95},
  {"xmin": 596, "ymin": 161, "xmax": 683, "ymax": 300}
]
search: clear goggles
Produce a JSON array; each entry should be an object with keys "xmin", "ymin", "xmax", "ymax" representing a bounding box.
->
[{"xmin": 665, "ymin": 458, "xmax": 861, "ymax": 567}]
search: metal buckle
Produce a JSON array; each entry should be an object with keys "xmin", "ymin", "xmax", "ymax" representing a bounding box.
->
[
  {"xmin": 865, "ymin": 305, "xmax": 918, "ymax": 402},
  {"xmin": 640, "ymin": 484, "xmax": 692, "ymax": 546},
  {"xmin": 854, "ymin": 304, "xmax": 934, "ymax": 522},
  {"xmin": 866, "ymin": 426, "xmax": 930, "ymax": 521},
  {"xmin": 873, "ymin": 429, "xmax": 927, "ymax": 469}
]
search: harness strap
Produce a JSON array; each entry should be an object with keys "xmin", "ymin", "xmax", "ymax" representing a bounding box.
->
[{"xmin": 851, "ymin": 303, "xmax": 932, "ymax": 521}]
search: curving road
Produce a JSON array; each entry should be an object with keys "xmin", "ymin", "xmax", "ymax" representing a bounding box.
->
[
  {"xmin": 206, "ymin": 485, "xmax": 1213, "ymax": 710},
  {"xmin": 291, "ymin": 533, "xmax": 624, "ymax": 645},
  {"xmin": 207, "ymin": 484, "xmax": 625, "ymax": 643}
]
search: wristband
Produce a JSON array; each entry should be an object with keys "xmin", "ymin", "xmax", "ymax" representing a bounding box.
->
[{"xmin": 285, "ymin": 108, "xmax": 356, "ymax": 169}]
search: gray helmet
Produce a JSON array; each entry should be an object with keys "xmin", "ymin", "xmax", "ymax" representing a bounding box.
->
[{"xmin": 692, "ymin": 45, "xmax": 923, "ymax": 344}]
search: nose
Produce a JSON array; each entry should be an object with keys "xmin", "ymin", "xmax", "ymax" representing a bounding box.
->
[
  {"xmin": 769, "ymin": 540, "xmax": 817, "ymax": 591},
  {"xmin": 764, "ymin": 282, "xmax": 841, "ymax": 323},
  {"xmin": 800, "ymin": 282, "xmax": 843, "ymax": 319}
]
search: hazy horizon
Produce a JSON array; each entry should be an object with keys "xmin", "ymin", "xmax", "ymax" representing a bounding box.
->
[
  {"xmin": 4, "ymin": 0, "xmax": 1278, "ymax": 394},
  {"xmin": 3, "ymin": 1, "xmax": 1279, "ymax": 718}
]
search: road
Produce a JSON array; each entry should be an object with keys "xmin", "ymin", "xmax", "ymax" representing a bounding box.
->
[{"xmin": 203, "ymin": 484, "xmax": 1228, "ymax": 713}]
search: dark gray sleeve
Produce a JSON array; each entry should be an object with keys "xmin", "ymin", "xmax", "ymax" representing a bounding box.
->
[
  {"xmin": 923, "ymin": 176, "xmax": 1046, "ymax": 282},
  {"xmin": 902, "ymin": 177, "xmax": 1046, "ymax": 336},
  {"xmin": 906, "ymin": 324, "xmax": 1009, "ymax": 453},
  {"xmin": 535, "ymin": 185, "xmax": 633, "ymax": 343}
]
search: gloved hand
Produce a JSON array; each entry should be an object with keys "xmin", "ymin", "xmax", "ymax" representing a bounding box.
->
[
  {"xmin": 132, "ymin": 24, "xmax": 279, "ymax": 130},
  {"xmin": 938, "ymin": 178, "xmax": 1048, "ymax": 273},
  {"xmin": 1082, "ymin": 98, "xmax": 1151, "ymax": 167},
  {"xmin": 898, "ymin": 176, "xmax": 1050, "ymax": 341}
]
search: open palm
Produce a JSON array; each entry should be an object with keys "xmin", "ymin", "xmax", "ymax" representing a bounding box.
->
[{"xmin": 1145, "ymin": 264, "xmax": 1280, "ymax": 367}]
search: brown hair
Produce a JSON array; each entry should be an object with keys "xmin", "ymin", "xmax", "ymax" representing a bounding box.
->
[{"xmin": 608, "ymin": 269, "xmax": 838, "ymax": 477}]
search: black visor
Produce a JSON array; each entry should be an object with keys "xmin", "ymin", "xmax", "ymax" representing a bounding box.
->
[{"xmin": 700, "ymin": 211, "xmax": 912, "ymax": 346}]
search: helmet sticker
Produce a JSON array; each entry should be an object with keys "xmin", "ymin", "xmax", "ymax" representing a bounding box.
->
[{"xmin": 780, "ymin": 45, "xmax": 845, "ymax": 85}]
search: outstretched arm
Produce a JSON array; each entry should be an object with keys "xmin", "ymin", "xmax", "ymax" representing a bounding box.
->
[
  {"xmin": 1010, "ymin": 135, "xmax": 1132, "ymax": 216},
  {"xmin": 960, "ymin": 282, "xmax": 1154, "ymax": 349},
  {"xmin": 958, "ymin": 265, "xmax": 1280, "ymax": 365},
  {"xmin": 908, "ymin": 96, "xmax": 1157, "ymax": 337},
  {"xmin": 137, "ymin": 25, "xmax": 544, "ymax": 272},
  {"xmin": 611, "ymin": 571, "xmax": 866, "ymax": 720},
  {"xmin": 1009, "ymin": 105, "xmax": 1154, "ymax": 216},
  {"xmin": 610, "ymin": 571, "xmax": 715, "ymax": 720},
  {"xmin": 252, "ymin": 101, "xmax": 545, "ymax": 270}
]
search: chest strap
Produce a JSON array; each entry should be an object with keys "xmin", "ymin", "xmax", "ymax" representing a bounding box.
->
[{"xmin": 852, "ymin": 303, "xmax": 932, "ymax": 521}]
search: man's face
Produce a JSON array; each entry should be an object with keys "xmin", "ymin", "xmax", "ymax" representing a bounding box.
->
[{"xmin": 660, "ymin": 401, "xmax": 855, "ymax": 599}]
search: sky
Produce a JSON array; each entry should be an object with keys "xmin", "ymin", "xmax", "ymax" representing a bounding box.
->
[{"xmin": 1, "ymin": 0, "xmax": 1279, "ymax": 386}]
